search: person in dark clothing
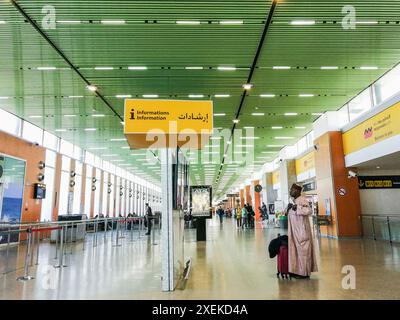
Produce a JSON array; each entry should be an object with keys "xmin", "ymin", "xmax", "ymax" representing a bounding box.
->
[
  {"xmin": 246, "ymin": 203, "xmax": 255, "ymax": 228},
  {"xmin": 262, "ymin": 202, "xmax": 268, "ymax": 220},
  {"xmin": 216, "ymin": 206, "xmax": 224, "ymax": 224},
  {"xmin": 145, "ymin": 203, "xmax": 153, "ymax": 235}
]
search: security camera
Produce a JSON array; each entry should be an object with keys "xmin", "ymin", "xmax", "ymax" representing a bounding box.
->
[
  {"xmin": 348, "ymin": 170, "xmax": 358, "ymax": 178},
  {"xmin": 314, "ymin": 144, "xmax": 320, "ymax": 151}
]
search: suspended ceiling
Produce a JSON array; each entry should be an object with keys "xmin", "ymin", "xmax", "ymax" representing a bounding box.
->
[{"xmin": 1, "ymin": 0, "xmax": 400, "ymax": 198}]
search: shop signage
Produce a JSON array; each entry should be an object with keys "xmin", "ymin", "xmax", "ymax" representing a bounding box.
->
[
  {"xmin": 342, "ymin": 101, "xmax": 400, "ymax": 155},
  {"xmin": 302, "ymin": 181, "xmax": 316, "ymax": 192},
  {"xmin": 124, "ymin": 99, "xmax": 213, "ymax": 149},
  {"xmin": 272, "ymin": 170, "xmax": 280, "ymax": 186},
  {"xmin": 295, "ymin": 151, "xmax": 316, "ymax": 175},
  {"xmin": 358, "ymin": 176, "xmax": 400, "ymax": 189}
]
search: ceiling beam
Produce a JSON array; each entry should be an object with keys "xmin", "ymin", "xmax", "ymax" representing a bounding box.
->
[
  {"xmin": 215, "ymin": 0, "xmax": 278, "ymax": 186},
  {"xmin": 10, "ymin": 0, "xmax": 123, "ymax": 122}
]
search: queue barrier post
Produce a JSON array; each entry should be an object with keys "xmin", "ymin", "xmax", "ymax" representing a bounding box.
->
[
  {"xmin": 54, "ymin": 225, "xmax": 67, "ymax": 268},
  {"xmin": 17, "ymin": 228, "xmax": 35, "ymax": 281}
]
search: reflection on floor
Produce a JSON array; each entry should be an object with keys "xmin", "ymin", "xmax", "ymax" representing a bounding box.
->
[{"xmin": 0, "ymin": 217, "xmax": 399, "ymax": 300}]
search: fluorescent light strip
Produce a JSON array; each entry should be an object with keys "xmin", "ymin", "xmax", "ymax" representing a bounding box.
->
[
  {"xmin": 116, "ymin": 94, "xmax": 132, "ymax": 98},
  {"xmin": 291, "ymin": 20, "xmax": 316, "ymax": 25},
  {"xmin": 63, "ymin": 114, "xmax": 76, "ymax": 117},
  {"xmin": 28, "ymin": 115, "xmax": 43, "ymax": 118},
  {"xmin": 101, "ymin": 20, "xmax": 126, "ymax": 25},
  {"xmin": 219, "ymin": 20, "xmax": 243, "ymax": 25},
  {"xmin": 240, "ymin": 137, "xmax": 259, "ymax": 140},
  {"xmin": 284, "ymin": 112, "xmax": 298, "ymax": 116},
  {"xmin": 95, "ymin": 67, "xmax": 114, "ymax": 70},
  {"xmin": 214, "ymin": 94, "xmax": 230, "ymax": 98},
  {"xmin": 103, "ymin": 154, "xmax": 118, "ymax": 157},
  {"xmin": 272, "ymin": 126, "xmax": 283, "ymax": 129},
  {"xmin": 91, "ymin": 114, "xmax": 105, "ymax": 117},
  {"xmin": 84, "ymin": 128, "xmax": 97, "ymax": 131},
  {"xmin": 217, "ymin": 66, "xmax": 236, "ymax": 71},
  {"xmin": 260, "ymin": 94, "xmax": 276, "ymax": 98},
  {"xmin": 274, "ymin": 136, "xmax": 294, "ymax": 140},
  {"xmin": 185, "ymin": 66, "xmax": 203, "ymax": 70},
  {"xmin": 89, "ymin": 147, "xmax": 108, "ymax": 150},
  {"xmin": 67, "ymin": 95, "xmax": 84, "ymax": 98},
  {"xmin": 37, "ymin": 67, "xmax": 57, "ymax": 70},
  {"xmin": 57, "ymin": 20, "xmax": 81, "ymax": 24},
  {"xmin": 214, "ymin": 113, "xmax": 226, "ymax": 116},
  {"xmin": 0, "ymin": 21, "xmax": 6, "ymax": 24},
  {"xmin": 55, "ymin": 129, "xmax": 67, "ymax": 132},
  {"xmin": 189, "ymin": 94, "xmax": 204, "ymax": 98},
  {"xmin": 110, "ymin": 138, "xmax": 127, "ymax": 141},
  {"xmin": 299, "ymin": 94, "xmax": 315, "ymax": 97},
  {"xmin": 312, "ymin": 112, "xmax": 323, "ymax": 116},
  {"xmin": 176, "ymin": 20, "xmax": 201, "ymax": 25},
  {"xmin": 128, "ymin": 66, "xmax": 147, "ymax": 70},
  {"xmin": 267, "ymin": 145, "xmax": 284, "ymax": 147},
  {"xmin": 0, "ymin": 96, "xmax": 9, "ymax": 100},
  {"xmin": 355, "ymin": 21, "xmax": 378, "ymax": 25},
  {"xmin": 251, "ymin": 113, "xmax": 265, "ymax": 116},
  {"xmin": 295, "ymin": 126, "xmax": 306, "ymax": 129},
  {"xmin": 273, "ymin": 66, "xmax": 291, "ymax": 70},
  {"xmin": 142, "ymin": 94, "xmax": 159, "ymax": 98},
  {"xmin": 360, "ymin": 66, "xmax": 378, "ymax": 70},
  {"xmin": 321, "ymin": 66, "xmax": 339, "ymax": 70}
]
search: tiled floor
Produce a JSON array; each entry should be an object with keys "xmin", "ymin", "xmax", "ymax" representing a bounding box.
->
[{"xmin": 0, "ymin": 217, "xmax": 399, "ymax": 300}]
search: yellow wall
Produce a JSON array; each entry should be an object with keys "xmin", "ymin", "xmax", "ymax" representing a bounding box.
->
[{"xmin": 295, "ymin": 151, "xmax": 316, "ymax": 175}]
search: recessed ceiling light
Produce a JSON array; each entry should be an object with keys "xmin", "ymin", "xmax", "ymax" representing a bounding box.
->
[
  {"xmin": 219, "ymin": 20, "xmax": 243, "ymax": 25},
  {"xmin": 128, "ymin": 66, "xmax": 147, "ymax": 70},
  {"xmin": 272, "ymin": 126, "xmax": 283, "ymax": 129},
  {"xmin": 189, "ymin": 94, "xmax": 204, "ymax": 98},
  {"xmin": 84, "ymin": 128, "xmax": 97, "ymax": 131},
  {"xmin": 37, "ymin": 67, "xmax": 57, "ymax": 70},
  {"xmin": 63, "ymin": 114, "xmax": 76, "ymax": 117},
  {"xmin": 142, "ymin": 94, "xmax": 159, "ymax": 98},
  {"xmin": 87, "ymin": 85, "xmax": 97, "ymax": 92},
  {"xmin": 376, "ymin": 166, "xmax": 381, "ymax": 169},
  {"xmin": 92, "ymin": 114, "xmax": 105, "ymax": 117},
  {"xmin": 274, "ymin": 136, "xmax": 294, "ymax": 140},
  {"xmin": 284, "ymin": 112, "xmax": 298, "ymax": 116},
  {"xmin": 176, "ymin": 20, "xmax": 201, "ymax": 25},
  {"xmin": 95, "ymin": 67, "xmax": 114, "ymax": 70},
  {"xmin": 299, "ymin": 94, "xmax": 315, "ymax": 97},
  {"xmin": 273, "ymin": 66, "xmax": 291, "ymax": 70},
  {"xmin": 116, "ymin": 94, "xmax": 132, "ymax": 98},
  {"xmin": 214, "ymin": 113, "xmax": 226, "ymax": 116},
  {"xmin": 214, "ymin": 94, "xmax": 230, "ymax": 98},
  {"xmin": 251, "ymin": 113, "xmax": 265, "ymax": 116},
  {"xmin": 101, "ymin": 20, "xmax": 126, "ymax": 25},
  {"xmin": 242, "ymin": 84, "xmax": 253, "ymax": 90},
  {"xmin": 321, "ymin": 66, "xmax": 339, "ymax": 70},
  {"xmin": 217, "ymin": 66, "xmax": 236, "ymax": 71},
  {"xmin": 360, "ymin": 66, "xmax": 379, "ymax": 70},
  {"xmin": 291, "ymin": 20, "xmax": 316, "ymax": 25},
  {"xmin": 260, "ymin": 94, "xmax": 276, "ymax": 98}
]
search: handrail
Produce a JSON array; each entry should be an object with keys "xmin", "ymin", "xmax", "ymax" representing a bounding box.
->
[
  {"xmin": 361, "ymin": 214, "xmax": 400, "ymax": 218},
  {"xmin": 0, "ymin": 216, "xmax": 145, "ymax": 229}
]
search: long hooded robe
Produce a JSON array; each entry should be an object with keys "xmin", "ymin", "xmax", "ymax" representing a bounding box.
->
[{"xmin": 287, "ymin": 196, "xmax": 318, "ymax": 276}]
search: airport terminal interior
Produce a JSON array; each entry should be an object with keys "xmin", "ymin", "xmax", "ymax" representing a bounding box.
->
[{"xmin": 0, "ymin": 0, "xmax": 399, "ymax": 300}]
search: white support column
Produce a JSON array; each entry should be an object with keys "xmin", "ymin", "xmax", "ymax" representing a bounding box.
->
[{"xmin": 161, "ymin": 148, "xmax": 174, "ymax": 291}]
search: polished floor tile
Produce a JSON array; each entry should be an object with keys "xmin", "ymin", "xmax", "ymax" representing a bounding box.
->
[{"xmin": 0, "ymin": 217, "xmax": 399, "ymax": 300}]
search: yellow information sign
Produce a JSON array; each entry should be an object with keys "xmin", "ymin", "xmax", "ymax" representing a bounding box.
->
[
  {"xmin": 272, "ymin": 170, "xmax": 280, "ymax": 185},
  {"xmin": 295, "ymin": 151, "xmax": 316, "ymax": 175},
  {"xmin": 342, "ymin": 101, "xmax": 400, "ymax": 155},
  {"xmin": 124, "ymin": 99, "xmax": 213, "ymax": 149}
]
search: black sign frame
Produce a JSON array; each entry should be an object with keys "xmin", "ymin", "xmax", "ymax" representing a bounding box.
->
[{"xmin": 358, "ymin": 176, "xmax": 400, "ymax": 189}]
